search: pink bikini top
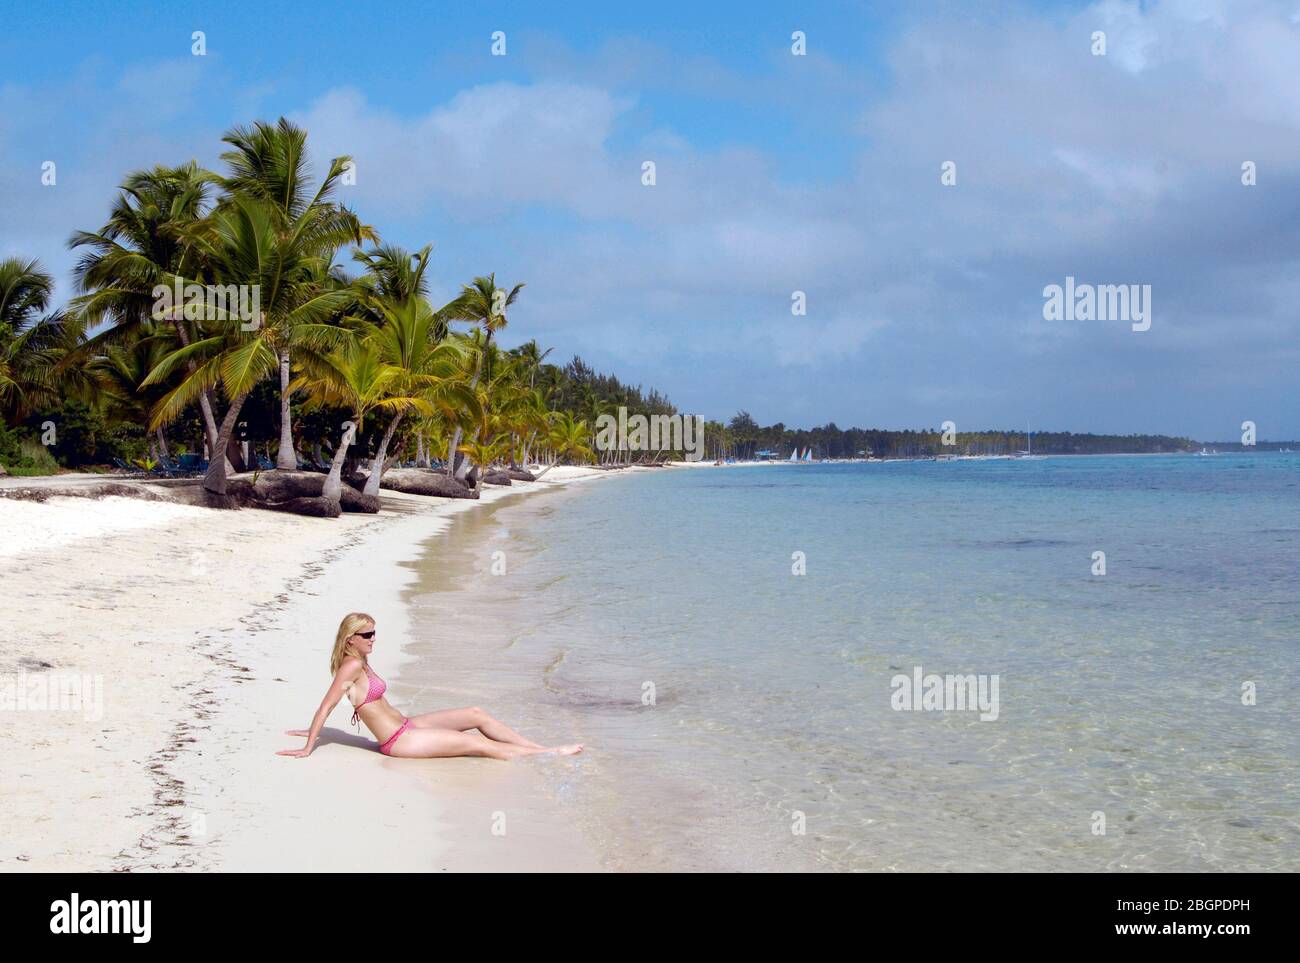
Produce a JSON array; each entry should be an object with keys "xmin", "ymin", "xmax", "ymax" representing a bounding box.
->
[{"xmin": 350, "ymin": 664, "xmax": 387, "ymax": 726}]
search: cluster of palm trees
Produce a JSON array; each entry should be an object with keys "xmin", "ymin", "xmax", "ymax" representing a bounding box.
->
[
  {"xmin": 0, "ymin": 118, "xmax": 602, "ymax": 509},
  {"xmin": 532, "ymin": 355, "xmax": 688, "ymax": 466}
]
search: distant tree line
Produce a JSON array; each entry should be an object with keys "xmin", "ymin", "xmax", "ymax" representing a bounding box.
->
[
  {"xmin": 709, "ymin": 412, "xmax": 1202, "ymax": 459},
  {"xmin": 540, "ymin": 355, "xmax": 676, "ymax": 424}
]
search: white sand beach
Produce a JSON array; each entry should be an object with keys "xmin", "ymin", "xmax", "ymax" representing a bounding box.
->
[{"xmin": 0, "ymin": 467, "xmax": 626, "ymax": 872}]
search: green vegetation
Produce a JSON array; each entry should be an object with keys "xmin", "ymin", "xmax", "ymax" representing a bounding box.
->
[
  {"xmin": 0, "ymin": 116, "xmax": 1259, "ymax": 484},
  {"xmin": 0, "ymin": 117, "xmax": 668, "ymax": 491},
  {"xmin": 709, "ymin": 413, "xmax": 1197, "ymax": 459}
]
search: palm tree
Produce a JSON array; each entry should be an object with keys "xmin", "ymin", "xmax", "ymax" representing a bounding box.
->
[
  {"xmin": 217, "ymin": 117, "xmax": 375, "ymax": 469},
  {"xmin": 87, "ymin": 323, "xmax": 178, "ymax": 461},
  {"xmin": 357, "ymin": 296, "xmax": 478, "ymax": 498},
  {"xmin": 0, "ymin": 258, "xmax": 67, "ymax": 423},
  {"xmin": 411, "ymin": 414, "xmax": 448, "ymax": 469},
  {"xmin": 353, "ymin": 244, "xmax": 434, "ymax": 309},
  {"xmin": 481, "ymin": 353, "xmax": 547, "ymax": 468},
  {"xmin": 0, "ymin": 257, "xmax": 53, "ymax": 331},
  {"xmin": 457, "ymin": 436, "xmax": 509, "ymax": 487},
  {"xmin": 350, "ymin": 242, "xmax": 477, "ymax": 488},
  {"xmin": 142, "ymin": 193, "xmax": 356, "ymax": 497},
  {"xmin": 293, "ymin": 337, "xmax": 431, "ymax": 512},
  {"xmin": 485, "ymin": 373, "xmax": 545, "ymax": 468},
  {"xmin": 534, "ymin": 411, "xmax": 595, "ymax": 479},
  {"xmin": 437, "ymin": 273, "xmax": 524, "ymax": 479},
  {"xmin": 511, "ymin": 338, "xmax": 552, "ymax": 389},
  {"xmin": 68, "ymin": 163, "xmax": 225, "ymax": 453}
]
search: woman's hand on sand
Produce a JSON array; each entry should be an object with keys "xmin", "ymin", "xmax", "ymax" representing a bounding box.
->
[{"xmin": 278, "ymin": 730, "xmax": 314, "ymax": 757}]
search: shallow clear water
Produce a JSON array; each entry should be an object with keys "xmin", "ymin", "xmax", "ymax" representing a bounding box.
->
[{"xmin": 408, "ymin": 454, "xmax": 1300, "ymax": 871}]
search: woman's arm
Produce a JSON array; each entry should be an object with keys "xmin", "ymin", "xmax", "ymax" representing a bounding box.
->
[{"xmin": 277, "ymin": 659, "xmax": 361, "ymax": 758}]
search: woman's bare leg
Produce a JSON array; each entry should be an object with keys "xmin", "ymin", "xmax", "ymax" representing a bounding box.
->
[
  {"xmin": 385, "ymin": 727, "xmax": 581, "ymax": 760},
  {"xmin": 407, "ymin": 706, "xmax": 545, "ymax": 749}
]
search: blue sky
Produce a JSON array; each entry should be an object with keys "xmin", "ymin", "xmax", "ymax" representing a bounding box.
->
[{"xmin": 2, "ymin": 0, "xmax": 1298, "ymax": 440}]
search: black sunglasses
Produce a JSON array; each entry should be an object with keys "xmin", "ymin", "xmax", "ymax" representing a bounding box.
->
[{"xmin": 355, "ymin": 630, "xmax": 376, "ymax": 639}]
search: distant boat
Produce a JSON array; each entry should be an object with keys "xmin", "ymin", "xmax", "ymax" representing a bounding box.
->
[
  {"xmin": 788, "ymin": 448, "xmax": 799, "ymax": 462},
  {"xmin": 1195, "ymin": 447, "xmax": 1219, "ymax": 456},
  {"xmin": 1015, "ymin": 422, "xmax": 1046, "ymax": 460},
  {"xmin": 803, "ymin": 448, "xmax": 814, "ymax": 462}
]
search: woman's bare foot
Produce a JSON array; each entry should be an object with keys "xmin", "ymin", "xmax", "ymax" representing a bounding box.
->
[{"xmin": 547, "ymin": 743, "xmax": 584, "ymax": 756}]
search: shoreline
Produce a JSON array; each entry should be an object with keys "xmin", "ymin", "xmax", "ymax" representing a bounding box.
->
[
  {"xmin": 0, "ymin": 466, "xmax": 632, "ymax": 872},
  {"xmin": 394, "ymin": 481, "xmax": 823, "ymax": 872},
  {"xmin": 201, "ymin": 467, "xmax": 617, "ymax": 872}
]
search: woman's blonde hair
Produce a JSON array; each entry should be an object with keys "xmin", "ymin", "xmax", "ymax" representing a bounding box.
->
[{"xmin": 330, "ymin": 612, "xmax": 375, "ymax": 675}]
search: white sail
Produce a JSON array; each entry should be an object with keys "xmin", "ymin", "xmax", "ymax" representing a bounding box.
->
[{"xmin": 1017, "ymin": 421, "xmax": 1045, "ymax": 459}]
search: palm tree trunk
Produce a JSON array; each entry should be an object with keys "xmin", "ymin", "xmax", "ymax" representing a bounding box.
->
[
  {"xmin": 155, "ymin": 427, "xmax": 170, "ymax": 461},
  {"xmin": 450, "ymin": 329, "xmax": 492, "ymax": 480},
  {"xmin": 534, "ymin": 457, "xmax": 560, "ymax": 480},
  {"xmin": 203, "ymin": 393, "xmax": 249, "ymax": 495},
  {"xmin": 362, "ymin": 411, "xmax": 404, "ymax": 498},
  {"xmin": 166, "ymin": 317, "xmax": 222, "ymax": 454},
  {"xmin": 321, "ymin": 421, "xmax": 357, "ymax": 506},
  {"xmin": 445, "ymin": 426, "xmax": 463, "ymax": 478},
  {"xmin": 198, "ymin": 392, "xmax": 221, "ymax": 457},
  {"xmin": 226, "ymin": 431, "xmax": 246, "ymax": 473},
  {"xmin": 275, "ymin": 348, "xmax": 298, "ymax": 469}
]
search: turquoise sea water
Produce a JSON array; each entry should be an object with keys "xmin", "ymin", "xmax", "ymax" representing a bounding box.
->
[{"xmin": 411, "ymin": 454, "xmax": 1299, "ymax": 871}]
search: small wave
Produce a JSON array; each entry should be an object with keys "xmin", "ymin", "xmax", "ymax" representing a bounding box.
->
[{"xmin": 960, "ymin": 538, "xmax": 1071, "ymax": 549}]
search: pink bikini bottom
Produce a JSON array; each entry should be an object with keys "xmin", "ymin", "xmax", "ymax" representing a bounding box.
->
[{"xmin": 379, "ymin": 717, "xmax": 412, "ymax": 756}]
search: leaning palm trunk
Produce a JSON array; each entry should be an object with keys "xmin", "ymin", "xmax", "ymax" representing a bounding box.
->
[
  {"xmin": 165, "ymin": 314, "xmax": 224, "ymax": 462},
  {"xmin": 203, "ymin": 392, "xmax": 250, "ymax": 495},
  {"xmin": 321, "ymin": 422, "xmax": 357, "ymax": 506},
  {"xmin": 275, "ymin": 348, "xmax": 298, "ymax": 469},
  {"xmin": 534, "ymin": 456, "xmax": 562, "ymax": 480},
  {"xmin": 197, "ymin": 392, "xmax": 221, "ymax": 456},
  {"xmin": 445, "ymin": 427, "xmax": 462, "ymax": 477},
  {"xmin": 449, "ymin": 331, "xmax": 492, "ymax": 480},
  {"xmin": 362, "ymin": 411, "xmax": 404, "ymax": 498}
]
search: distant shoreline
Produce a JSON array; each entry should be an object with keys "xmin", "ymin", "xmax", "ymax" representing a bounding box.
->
[{"xmin": 670, "ymin": 448, "xmax": 1292, "ymax": 469}]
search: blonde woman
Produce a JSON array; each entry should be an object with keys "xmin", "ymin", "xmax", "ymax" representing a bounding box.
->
[{"xmin": 278, "ymin": 612, "xmax": 583, "ymax": 760}]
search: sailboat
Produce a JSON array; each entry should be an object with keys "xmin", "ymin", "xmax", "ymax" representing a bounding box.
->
[
  {"xmin": 1015, "ymin": 422, "xmax": 1046, "ymax": 460},
  {"xmin": 803, "ymin": 448, "xmax": 814, "ymax": 462},
  {"xmin": 788, "ymin": 447, "xmax": 799, "ymax": 462}
]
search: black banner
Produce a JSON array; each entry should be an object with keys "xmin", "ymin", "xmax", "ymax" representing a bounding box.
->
[{"xmin": 0, "ymin": 872, "xmax": 1279, "ymax": 948}]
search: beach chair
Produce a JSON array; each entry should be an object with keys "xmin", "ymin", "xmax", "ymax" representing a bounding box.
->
[{"xmin": 156, "ymin": 454, "xmax": 188, "ymax": 477}]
